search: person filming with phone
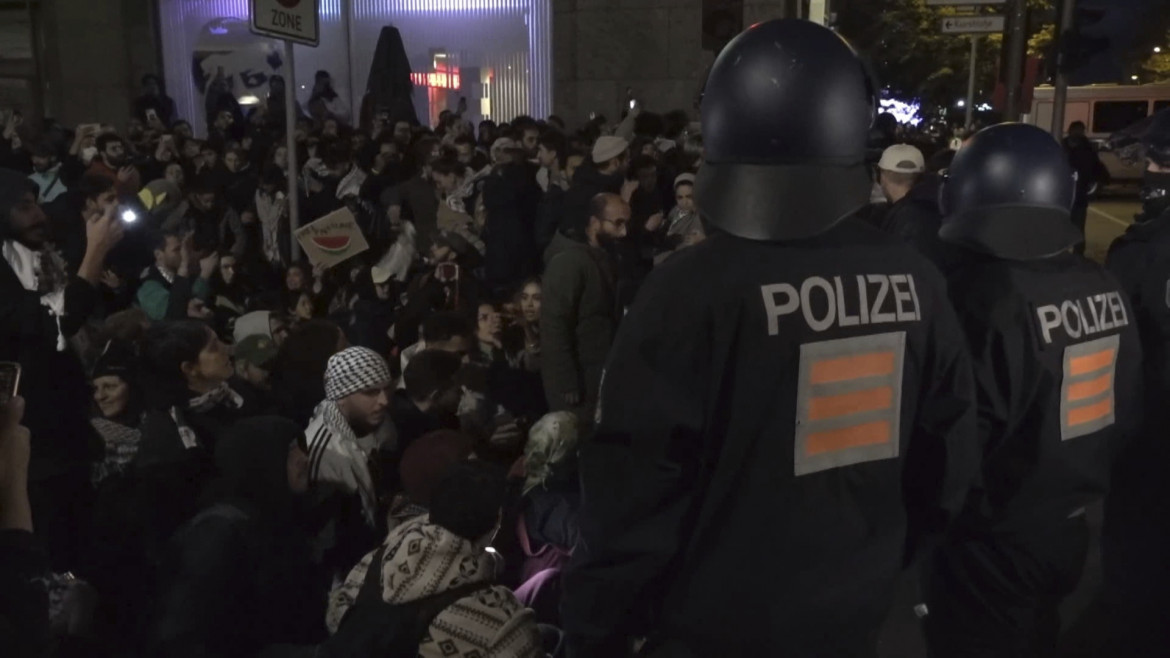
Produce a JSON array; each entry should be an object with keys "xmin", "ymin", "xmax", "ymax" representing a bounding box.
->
[{"xmin": 0, "ymin": 168, "xmax": 123, "ymax": 570}]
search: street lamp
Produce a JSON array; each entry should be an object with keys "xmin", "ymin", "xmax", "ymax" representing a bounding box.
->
[
  {"xmin": 1155, "ymin": 46, "xmax": 1163, "ymax": 54},
  {"xmin": 1131, "ymin": 75, "xmax": 1140, "ymax": 81}
]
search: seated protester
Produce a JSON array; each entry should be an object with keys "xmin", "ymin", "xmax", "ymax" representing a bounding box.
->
[
  {"xmin": 349, "ymin": 264, "xmax": 398, "ymax": 358},
  {"xmin": 86, "ymin": 133, "xmax": 141, "ymax": 197},
  {"xmin": 135, "ymin": 321, "xmax": 253, "ymax": 537},
  {"xmin": 89, "ymin": 339, "xmax": 145, "ymax": 486},
  {"xmin": 234, "ymin": 308, "xmax": 289, "ymax": 347},
  {"xmin": 136, "ymin": 231, "xmax": 213, "ymax": 322},
  {"xmin": 874, "ymin": 144, "xmax": 957, "ymax": 273},
  {"xmin": 474, "ymin": 301, "xmax": 507, "ymax": 365},
  {"xmin": 28, "ymin": 142, "xmax": 67, "ymax": 205},
  {"xmin": 323, "ymin": 462, "xmax": 544, "ymax": 658},
  {"xmin": 269, "ymin": 319, "xmax": 348, "ymax": 427},
  {"xmin": 305, "ymin": 347, "xmax": 396, "ymax": 530},
  {"xmin": 386, "ymin": 429, "xmax": 476, "ymax": 529},
  {"xmin": 397, "ymin": 311, "xmax": 475, "ymax": 384},
  {"xmin": 513, "ymin": 411, "xmax": 580, "ymax": 625},
  {"xmin": 520, "ymin": 411, "xmax": 580, "ymax": 555},
  {"xmin": 208, "ymin": 251, "xmax": 249, "ymax": 337},
  {"xmin": 655, "ymin": 173, "xmax": 704, "ymax": 266},
  {"xmin": 254, "ymin": 165, "xmax": 289, "ymax": 273},
  {"xmin": 151, "ymin": 417, "xmax": 328, "ymax": 657},
  {"xmin": 231, "ymin": 333, "xmax": 278, "ymax": 410},
  {"xmin": 506, "ymin": 277, "xmax": 542, "ymax": 372},
  {"xmin": 395, "ymin": 229, "xmax": 484, "ymax": 342},
  {"xmin": 162, "ymin": 176, "xmax": 248, "ymax": 259},
  {"xmin": 391, "ymin": 350, "xmax": 464, "ymax": 461},
  {"xmin": 43, "ymin": 173, "xmax": 117, "ymax": 273},
  {"xmin": 289, "ymin": 290, "xmax": 318, "ymax": 323}
]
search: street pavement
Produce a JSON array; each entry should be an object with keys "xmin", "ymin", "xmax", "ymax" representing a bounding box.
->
[
  {"xmin": 1084, "ymin": 197, "xmax": 1142, "ymax": 263},
  {"xmin": 875, "ymin": 195, "xmax": 1141, "ymax": 658}
]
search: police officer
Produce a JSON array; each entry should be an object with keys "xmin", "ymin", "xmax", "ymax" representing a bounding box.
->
[
  {"xmin": 1101, "ymin": 115, "xmax": 1170, "ymax": 657},
  {"xmin": 560, "ymin": 19, "xmax": 980, "ymax": 657},
  {"xmin": 922, "ymin": 123, "xmax": 1144, "ymax": 657}
]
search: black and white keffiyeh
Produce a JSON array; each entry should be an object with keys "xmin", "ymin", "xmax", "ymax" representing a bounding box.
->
[{"xmin": 324, "ymin": 346, "xmax": 392, "ymax": 401}]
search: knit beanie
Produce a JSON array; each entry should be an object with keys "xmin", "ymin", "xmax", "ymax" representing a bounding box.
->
[
  {"xmin": 324, "ymin": 346, "xmax": 392, "ymax": 401},
  {"xmin": 399, "ymin": 430, "xmax": 475, "ymax": 508}
]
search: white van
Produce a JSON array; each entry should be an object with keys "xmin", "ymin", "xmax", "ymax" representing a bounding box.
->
[{"xmin": 1027, "ymin": 83, "xmax": 1170, "ymax": 181}]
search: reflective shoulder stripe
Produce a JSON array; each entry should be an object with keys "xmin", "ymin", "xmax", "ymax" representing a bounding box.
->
[
  {"xmin": 1060, "ymin": 334, "xmax": 1119, "ymax": 441},
  {"xmin": 794, "ymin": 331, "xmax": 905, "ymax": 476}
]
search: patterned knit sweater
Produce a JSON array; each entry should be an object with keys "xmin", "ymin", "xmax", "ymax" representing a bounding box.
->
[{"xmin": 326, "ymin": 515, "xmax": 544, "ymax": 658}]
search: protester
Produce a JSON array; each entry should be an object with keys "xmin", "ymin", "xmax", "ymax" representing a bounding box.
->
[
  {"xmin": 540, "ymin": 193, "xmax": 627, "ymax": 420},
  {"xmin": 89, "ymin": 339, "xmax": 144, "ymax": 486},
  {"xmin": 324, "ymin": 461, "xmax": 544, "ymax": 658},
  {"xmin": 1, "ymin": 168, "xmax": 123, "ymax": 569},
  {"xmin": 305, "ymin": 346, "xmax": 395, "ymax": 529},
  {"xmin": 150, "ymin": 417, "xmax": 326, "ymax": 656}
]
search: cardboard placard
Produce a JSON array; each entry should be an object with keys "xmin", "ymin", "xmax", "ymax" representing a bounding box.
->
[{"xmin": 294, "ymin": 207, "xmax": 369, "ymax": 269}]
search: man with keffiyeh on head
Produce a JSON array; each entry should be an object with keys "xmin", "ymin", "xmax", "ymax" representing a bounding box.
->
[
  {"xmin": 305, "ymin": 346, "xmax": 397, "ymax": 530},
  {"xmin": 0, "ymin": 168, "xmax": 123, "ymax": 570}
]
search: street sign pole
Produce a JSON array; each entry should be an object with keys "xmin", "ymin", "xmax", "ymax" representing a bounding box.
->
[
  {"xmin": 966, "ymin": 36, "xmax": 978, "ymax": 130},
  {"xmin": 1004, "ymin": 0, "xmax": 1028, "ymax": 120},
  {"xmin": 284, "ymin": 40, "xmax": 301, "ymax": 263},
  {"xmin": 1050, "ymin": 0, "xmax": 1077, "ymax": 138},
  {"xmin": 251, "ymin": 0, "xmax": 320, "ymax": 264}
]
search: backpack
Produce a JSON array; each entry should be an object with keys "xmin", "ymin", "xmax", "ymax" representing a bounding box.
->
[{"xmin": 318, "ymin": 545, "xmax": 494, "ymax": 658}]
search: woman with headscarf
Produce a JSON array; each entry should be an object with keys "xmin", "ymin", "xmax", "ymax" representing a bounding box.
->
[
  {"xmin": 520, "ymin": 411, "xmax": 580, "ymax": 553},
  {"xmin": 151, "ymin": 417, "xmax": 327, "ymax": 657}
]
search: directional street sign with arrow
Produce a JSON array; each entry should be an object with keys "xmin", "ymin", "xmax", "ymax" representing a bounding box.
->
[{"xmin": 940, "ymin": 15, "xmax": 1006, "ymax": 34}]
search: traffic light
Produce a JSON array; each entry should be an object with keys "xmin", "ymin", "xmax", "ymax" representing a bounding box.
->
[{"xmin": 1063, "ymin": 7, "xmax": 1111, "ymax": 74}]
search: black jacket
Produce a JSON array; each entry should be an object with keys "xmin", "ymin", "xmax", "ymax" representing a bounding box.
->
[
  {"xmin": 879, "ymin": 176, "xmax": 959, "ymax": 274},
  {"xmin": 562, "ymin": 221, "xmax": 980, "ymax": 656},
  {"xmin": 944, "ymin": 250, "xmax": 1143, "ymax": 534},
  {"xmin": 0, "ymin": 259, "xmax": 102, "ymax": 480},
  {"xmin": 0, "ymin": 530, "xmax": 50, "ymax": 658}
]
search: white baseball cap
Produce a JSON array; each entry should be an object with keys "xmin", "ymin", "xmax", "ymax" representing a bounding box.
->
[{"xmin": 878, "ymin": 144, "xmax": 925, "ymax": 174}]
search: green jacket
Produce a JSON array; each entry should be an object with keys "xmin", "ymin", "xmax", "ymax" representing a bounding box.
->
[{"xmin": 539, "ymin": 232, "xmax": 617, "ymax": 412}]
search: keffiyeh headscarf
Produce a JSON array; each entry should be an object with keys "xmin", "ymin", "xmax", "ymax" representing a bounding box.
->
[{"xmin": 324, "ymin": 346, "xmax": 392, "ymax": 401}]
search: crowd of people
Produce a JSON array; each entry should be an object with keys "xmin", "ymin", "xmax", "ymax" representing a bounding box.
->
[
  {"xmin": 0, "ymin": 62, "xmax": 716, "ymax": 658},
  {"xmin": 2, "ymin": 21, "xmax": 1167, "ymax": 657}
]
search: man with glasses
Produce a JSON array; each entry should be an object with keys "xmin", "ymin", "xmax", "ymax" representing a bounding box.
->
[{"xmin": 541, "ymin": 192, "xmax": 628, "ymax": 423}]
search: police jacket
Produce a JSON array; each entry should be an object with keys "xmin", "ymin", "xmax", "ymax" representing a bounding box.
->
[
  {"xmin": 562, "ymin": 220, "xmax": 980, "ymax": 657},
  {"xmin": 1104, "ymin": 211, "xmax": 1170, "ymax": 540},
  {"xmin": 943, "ymin": 251, "xmax": 1142, "ymax": 535}
]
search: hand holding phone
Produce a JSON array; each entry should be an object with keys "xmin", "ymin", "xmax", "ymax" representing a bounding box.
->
[{"xmin": 0, "ymin": 362, "xmax": 21, "ymax": 406}]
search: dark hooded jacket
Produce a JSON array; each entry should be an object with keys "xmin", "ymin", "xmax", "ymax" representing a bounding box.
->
[{"xmin": 151, "ymin": 417, "xmax": 328, "ymax": 658}]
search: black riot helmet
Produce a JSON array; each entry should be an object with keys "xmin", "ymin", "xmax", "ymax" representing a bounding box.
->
[
  {"xmin": 695, "ymin": 19, "xmax": 876, "ymax": 241},
  {"xmin": 939, "ymin": 123, "xmax": 1080, "ymax": 260}
]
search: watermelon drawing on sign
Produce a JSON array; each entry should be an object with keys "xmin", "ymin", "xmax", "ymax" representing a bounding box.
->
[{"xmin": 311, "ymin": 235, "xmax": 351, "ymax": 254}]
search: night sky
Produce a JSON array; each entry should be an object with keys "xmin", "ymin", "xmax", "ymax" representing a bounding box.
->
[{"xmin": 1076, "ymin": 0, "xmax": 1170, "ymax": 83}]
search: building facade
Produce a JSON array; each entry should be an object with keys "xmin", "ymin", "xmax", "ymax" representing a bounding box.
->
[{"xmin": 11, "ymin": 0, "xmax": 796, "ymax": 132}]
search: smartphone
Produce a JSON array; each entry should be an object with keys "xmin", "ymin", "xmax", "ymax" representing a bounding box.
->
[
  {"xmin": 0, "ymin": 362, "xmax": 21, "ymax": 405},
  {"xmin": 119, "ymin": 206, "xmax": 138, "ymax": 224},
  {"xmin": 145, "ymin": 108, "xmax": 159, "ymax": 123}
]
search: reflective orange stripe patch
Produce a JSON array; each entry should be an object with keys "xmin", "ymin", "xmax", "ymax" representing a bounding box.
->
[
  {"xmin": 809, "ymin": 352, "xmax": 895, "ymax": 385},
  {"xmin": 795, "ymin": 332, "xmax": 905, "ymax": 476},
  {"xmin": 1068, "ymin": 397, "xmax": 1113, "ymax": 426},
  {"xmin": 808, "ymin": 386, "xmax": 894, "ymax": 421},
  {"xmin": 1067, "ymin": 373, "xmax": 1112, "ymax": 402},
  {"xmin": 1069, "ymin": 348, "xmax": 1115, "ymax": 377},
  {"xmin": 805, "ymin": 421, "xmax": 892, "ymax": 456}
]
